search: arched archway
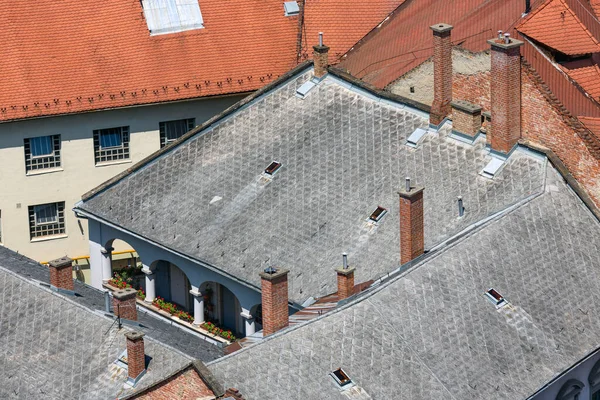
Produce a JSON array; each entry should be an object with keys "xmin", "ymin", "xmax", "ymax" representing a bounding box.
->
[
  {"xmin": 250, "ymin": 303, "xmax": 263, "ymax": 333},
  {"xmin": 200, "ymin": 281, "xmax": 243, "ymax": 337},
  {"xmin": 151, "ymin": 260, "xmax": 193, "ymax": 312},
  {"xmin": 95, "ymin": 238, "xmax": 145, "ymax": 289}
]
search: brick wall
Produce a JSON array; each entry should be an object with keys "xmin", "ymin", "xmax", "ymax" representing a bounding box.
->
[
  {"xmin": 125, "ymin": 332, "xmax": 146, "ymax": 381},
  {"xmin": 260, "ymin": 270, "xmax": 289, "ymax": 336},
  {"xmin": 453, "ymin": 71, "xmax": 491, "ymax": 112},
  {"xmin": 336, "ymin": 268, "xmax": 355, "ymax": 300},
  {"xmin": 49, "ymin": 257, "xmax": 74, "ymax": 291},
  {"xmin": 399, "ymin": 188, "xmax": 425, "ymax": 264},
  {"xmin": 313, "ymin": 45, "xmax": 329, "ymax": 78},
  {"xmin": 430, "ymin": 25, "xmax": 453, "ymax": 126},
  {"xmin": 134, "ymin": 367, "xmax": 215, "ymax": 399},
  {"xmin": 521, "ymin": 63, "xmax": 600, "ymax": 206},
  {"xmin": 113, "ymin": 288, "xmax": 138, "ymax": 321}
]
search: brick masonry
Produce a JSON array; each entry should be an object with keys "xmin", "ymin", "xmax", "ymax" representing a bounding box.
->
[
  {"xmin": 313, "ymin": 45, "xmax": 330, "ymax": 78},
  {"xmin": 451, "ymin": 101, "xmax": 482, "ymax": 137},
  {"xmin": 125, "ymin": 331, "xmax": 146, "ymax": 381},
  {"xmin": 430, "ymin": 24, "xmax": 453, "ymax": 127},
  {"xmin": 398, "ymin": 187, "xmax": 425, "ymax": 265},
  {"xmin": 133, "ymin": 367, "xmax": 215, "ymax": 399},
  {"xmin": 453, "ymin": 71, "xmax": 491, "ymax": 112},
  {"xmin": 489, "ymin": 39, "xmax": 523, "ymax": 154},
  {"xmin": 336, "ymin": 267, "xmax": 355, "ymax": 300},
  {"xmin": 48, "ymin": 256, "xmax": 73, "ymax": 291},
  {"xmin": 260, "ymin": 269, "xmax": 289, "ymax": 336},
  {"xmin": 113, "ymin": 288, "xmax": 138, "ymax": 321}
]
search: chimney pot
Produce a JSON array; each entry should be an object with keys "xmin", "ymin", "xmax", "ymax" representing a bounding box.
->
[
  {"xmin": 313, "ymin": 33, "xmax": 330, "ymax": 78},
  {"xmin": 458, "ymin": 196, "xmax": 464, "ymax": 217},
  {"xmin": 429, "ymin": 23, "xmax": 453, "ymax": 128},
  {"xmin": 398, "ymin": 185, "xmax": 425, "ymax": 264},
  {"xmin": 125, "ymin": 331, "xmax": 146, "ymax": 386},
  {"xmin": 503, "ymin": 33, "xmax": 510, "ymax": 44},
  {"xmin": 48, "ymin": 256, "xmax": 74, "ymax": 293},
  {"xmin": 260, "ymin": 268, "xmax": 289, "ymax": 336},
  {"xmin": 498, "ymin": 30, "xmax": 503, "ymax": 40},
  {"xmin": 405, "ymin": 177, "xmax": 411, "ymax": 192},
  {"xmin": 342, "ymin": 253, "xmax": 348, "ymax": 269}
]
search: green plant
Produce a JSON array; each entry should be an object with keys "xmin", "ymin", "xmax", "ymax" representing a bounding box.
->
[
  {"xmin": 137, "ymin": 287, "xmax": 146, "ymax": 300},
  {"xmin": 200, "ymin": 321, "xmax": 236, "ymax": 341},
  {"xmin": 108, "ymin": 272, "xmax": 131, "ymax": 289}
]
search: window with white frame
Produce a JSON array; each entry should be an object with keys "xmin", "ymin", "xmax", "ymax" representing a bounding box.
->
[
  {"xmin": 93, "ymin": 126, "xmax": 130, "ymax": 164},
  {"xmin": 141, "ymin": 0, "xmax": 204, "ymax": 35},
  {"xmin": 28, "ymin": 202, "xmax": 66, "ymax": 239},
  {"xmin": 24, "ymin": 135, "xmax": 61, "ymax": 172},
  {"xmin": 159, "ymin": 118, "xmax": 195, "ymax": 147}
]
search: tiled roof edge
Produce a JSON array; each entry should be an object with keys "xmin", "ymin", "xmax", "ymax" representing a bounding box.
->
[
  {"xmin": 118, "ymin": 362, "xmax": 195, "ymax": 400},
  {"xmin": 519, "ymin": 139, "xmax": 600, "ymax": 222},
  {"xmin": 327, "ymin": 66, "xmax": 432, "ymax": 113},
  {"xmin": 81, "ymin": 61, "xmax": 313, "ymax": 202}
]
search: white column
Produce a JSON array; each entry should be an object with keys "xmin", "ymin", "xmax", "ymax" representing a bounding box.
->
[
  {"xmin": 100, "ymin": 246, "xmax": 113, "ymax": 283},
  {"xmin": 143, "ymin": 269, "xmax": 156, "ymax": 303},
  {"xmin": 190, "ymin": 290, "xmax": 205, "ymax": 326},
  {"xmin": 89, "ymin": 240, "xmax": 105, "ymax": 289},
  {"xmin": 241, "ymin": 308, "xmax": 255, "ymax": 337}
]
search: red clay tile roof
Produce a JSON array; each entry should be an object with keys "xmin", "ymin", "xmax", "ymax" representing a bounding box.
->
[
  {"xmin": 337, "ymin": 0, "xmax": 544, "ymax": 89},
  {"xmin": 0, "ymin": 0, "xmax": 401, "ymax": 123},
  {"xmin": 561, "ymin": 61, "xmax": 600, "ymax": 99},
  {"xmin": 517, "ymin": 0, "xmax": 600, "ymax": 55},
  {"xmin": 592, "ymin": 0, "xmax": 600, "ymax": 18},
  {"xmin": 301, "ymin": 0, "xmax": 404, "ymax": 62},
  {"xmin": 579, "ymin": 116, "xmax": 600, "ymax": 139}
]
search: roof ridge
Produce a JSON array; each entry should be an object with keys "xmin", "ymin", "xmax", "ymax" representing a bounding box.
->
[{"xmin": 516, "ymin": 0, "xmax": 552, "ymax": 29}]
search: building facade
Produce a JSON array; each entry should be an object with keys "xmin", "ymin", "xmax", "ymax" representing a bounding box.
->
[{"xmin": 1, "ymin": 95, "xmax": 243, "ymax": 261}]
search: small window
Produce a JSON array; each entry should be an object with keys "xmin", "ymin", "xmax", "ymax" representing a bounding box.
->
[
  {"xmin": 265, "ymin": 161, "xmax": 282, "ymax": 175},
  {"xmin": 159, "ymin": 118, "xmax": 195, "ymax": 148},
  {"xmin": 142, "ymin": 0, "xmax": 204, "ymax": 35},
  {"xmin": 331, "ymin": 368, "xmax": 352, "ymax": 387},
  {"xmin": 28, "ymin": 202, "xmax": 66, "ymax": 239},
  {"xmin": 369, "ymin": 206, "xmax": 387, "ymax": 223},
  {"xmin": 284, "ymin": 1, "xmax": 300, "ymax": 16},
  {"xmin": 24, "ymin": 135, "xmax": 61, "ymax": 172},
  {"xmin": 485, "ymin": 288, "xmax": 506, "ymax": 307},
  {"xmin": 93, "ymin": 126, "xmax": 130, "ymax": 164}
]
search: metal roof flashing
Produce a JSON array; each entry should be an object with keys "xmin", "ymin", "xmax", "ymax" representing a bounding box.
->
[
  {"xmin": 406, "ymin": 127, "xmax": 428, "ymax": 148},
  {"xmin": 480, "ymin": 157, "xmax": 505, "ymax": 179},
  {"xmin": 284, "ymin": 1, "xmax": 300, "ymax": 16},
  {"xmin": 296, "ymin": 80, "xmax": 317, "ymax": 99}
]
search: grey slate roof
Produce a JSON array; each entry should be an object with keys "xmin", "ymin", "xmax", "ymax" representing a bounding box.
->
[
  {"xmin": 0, "ymin": 264, "xmax": 192, "ymax": 400},
  {"xmin": 207, "ymin": 165, "xmax": 600, "ymax": 400},
  {"xmin": 79, "ymin": 68, "xmax": 545, "ymax": 304},
  {"xmin": 0, "ymin": 245, "xmax": 223, "ymax": 362}
]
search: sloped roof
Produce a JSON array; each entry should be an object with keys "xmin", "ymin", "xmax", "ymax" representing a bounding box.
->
[
  {"xmin": 77, "ymin": 66, "xmax": 545, "ymax": 305},
  {"xmin": 0, "ymin": 248, "xmax": 192, "ymax": 399},
  {"xmin": 208, "ymin": 165, "xmax": 600, "ymax": 400},
  {"xmin": 337, "ymin": 0, "xmax": 544, "ymax": 88},
  {"xmin": 517, "ymin": 0, "xmax": 600, "ymax": 55},
  {"xmin": 562, "ymin": 62, "xmax": 600, "ymax": 99},
  {"xmin": 301, "ymin": 0, "xmax": 404, "ymax": 62},
  {"xmin": 579, "ymin": 116, "xmax": 600, "ymax": 138},
  {"xmin": 592, "ymin": 0, "xmax": 600, "ymax": 18},
  {"xmin": 0, "ymin": 0, "xmax": 402, "ymax": 123}
]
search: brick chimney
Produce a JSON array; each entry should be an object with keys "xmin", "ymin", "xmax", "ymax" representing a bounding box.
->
[
  {"xmin": 113, "ymin": 288, "xmax": 138, "ymax": 321},
  {"xmin": 313, "ymin": 32, "xmax": 329, "ymax": 79},
  {"xmin": 125, "ymin": 331, "xmax": 146, "ymax": 386},
  {"xmin": 259, "ymin": 267, "xmax": 289, "ymax": 336},
  {"xmin": 48, "ymin": 256, "xmax": 74, "ymax": 293},
  {"xmin": 335, "ymin": 253, "xmax": 355, "ymax": 300},
  {"xmin": 398, "ymin": 179, "xmax": 425, "ymax": 264},
  {"xmin": 430, "ymin": 23, "xmax": 453, "ymax": 128},
  {"xmin": 488, "ymin": 33, "xmax": 523, "ymax": 154},
  {"xmin": 451, "ymin": 100, "xmax": 482, "ymax": 138}
]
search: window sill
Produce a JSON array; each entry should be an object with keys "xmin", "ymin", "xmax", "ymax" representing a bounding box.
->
[
  {"xmin": 30, "ymin": 234, "xmax": 68, "ymax": 243},
  {"xmin": 95, "ymin": 159, "xmax": 132, "ymax": 168},
  {"xmin": 26, "ymin": 167, "xmax": 64, "ymax": 177}
]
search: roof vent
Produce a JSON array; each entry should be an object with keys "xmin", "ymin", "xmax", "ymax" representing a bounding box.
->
[
  {"xmin": 296, "ymin": 80, "xmax": 317, "ymax": 99},
  {"xmin": 368, "ymin": 206, "xmax": 387, "ymax": 223},
  {"xmin": 485, "ymin": 288, "xmax": 507, "ymax": 308},
  {"xmin": 264, "ymin": 161, "xmax": 282, "ymax": 175},
  {"xmin": 331, "ymin": 368, "xmax": 353, "ymax": 388},
  {"xmin": 406, "ymin": 128, "xmax": 428, "ymax": 148},
  {"xmin": 284, "ymin": 1, "xmax": 300, "ymax": 16},
  {"xmin": 480, "ymin": 158, "xmax": 504, "ymax": 179}
]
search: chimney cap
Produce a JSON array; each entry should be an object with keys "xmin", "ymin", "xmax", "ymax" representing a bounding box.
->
[
  {"xmin": 125, "ymin": 331, "xmax": 145, "ymax": 341},
  {"xmin": 48, "ymin": 256, "xmax": 72, "ymax": 269},
  {"xmin": 113, "ymin": 288, "xmax": 137, "ymax": 300},
  {"xmin": 398, "ymin": 186, "xmax": 424, "ymax": 199},
  {"xmin": 487, "ymin": 37, "xmax": 524, "ymax": 50},
  {"xmin": 451, "ymin": 100, "xmax": 482, "ymax": 114},
  {"xmin": 430, "ymin": 23, "xmax": 453, "ymax": 34},
  {"xmin": 260, "ymin": 267, "xmax": 289, "ymax": 281}
]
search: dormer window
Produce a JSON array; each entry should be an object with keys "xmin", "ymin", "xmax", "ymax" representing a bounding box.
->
[{"xmin": 142, "ymin": 0, "xmax": 204, "ymax": 36}]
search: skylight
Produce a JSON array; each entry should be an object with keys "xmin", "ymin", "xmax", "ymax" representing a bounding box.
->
[
  {"xmin": 485, "ymin": 288, "xmax": 507, "ymax": 307},
  {"xmin": 142, "ymin": 0, "xmax": 204, "ymax": 36},
  {"xmin": 331, "ymin": 368, "xmax": 352, "ymax": 387},
  {"xmin": 265, "ymin": 161, "xmax": 282, "ymax": 175},
  {"xmin": 368, "ymin": 206, "xmax": 387, "ymax": 223},
  {"xmin": 284, "ymin": 1, "xmax": 300, "ymax": 16}
]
